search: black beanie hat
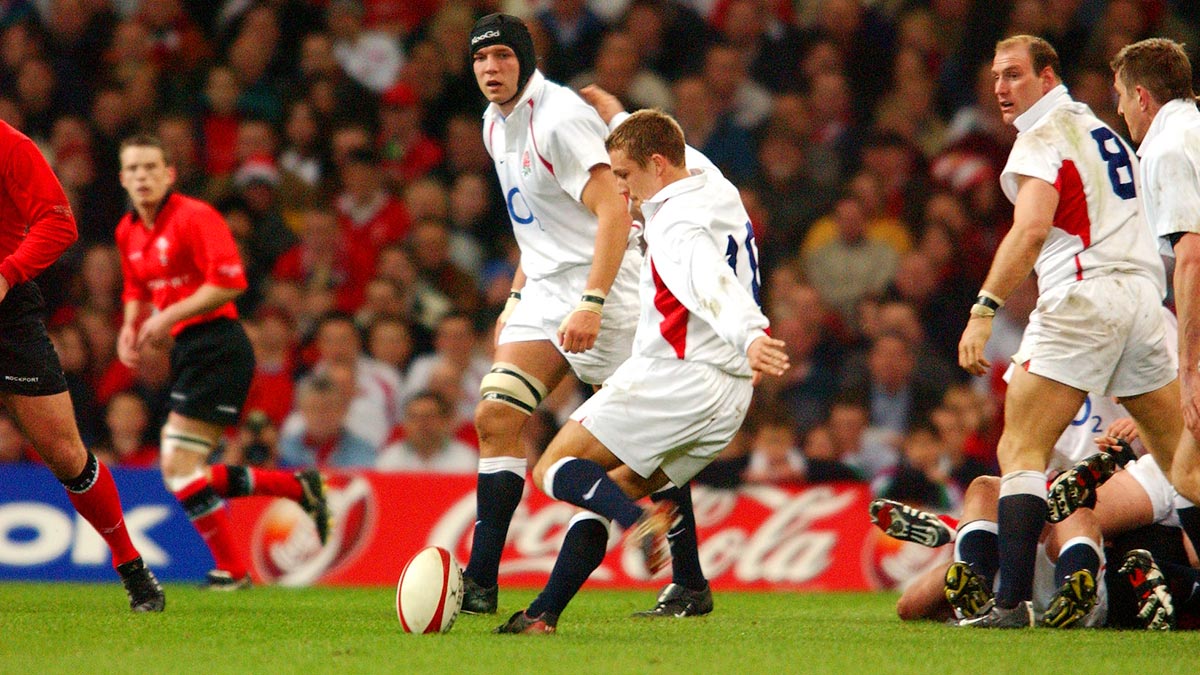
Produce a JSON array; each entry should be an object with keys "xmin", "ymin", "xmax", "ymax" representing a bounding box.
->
[{"xmin": 469, "ymin": 13, "xmax": 537, "ymax": 103}]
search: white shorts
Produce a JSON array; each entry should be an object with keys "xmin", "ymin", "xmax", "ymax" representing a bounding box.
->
[
  {"xmin": 500, "ymin": 250, "xmax": 641, "ymax": 385},
  {"xmin": 1032, "ymin": 543, "xmax": 1108, "ymax": 628},
  {"xmin": 1125, "ymin": 454, "xmax": 1179, "ymax": 527},
  {"xmin": 570, "ymin": 356, "xmax": 753, "ymax": 486},
  {"xmin": 1013, "ymin": 275, "xmax": 1176, "ymax": 397}
]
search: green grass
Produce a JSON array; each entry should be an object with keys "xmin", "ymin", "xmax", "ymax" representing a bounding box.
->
[{"xmin": 1, "ymin": 584, "xmax": 1197, "ymax": 674}]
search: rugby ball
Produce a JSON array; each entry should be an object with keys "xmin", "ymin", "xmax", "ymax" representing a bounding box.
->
[{"xmin": 395, "ymin": 546, "xmax": 463, "ymax": 634}]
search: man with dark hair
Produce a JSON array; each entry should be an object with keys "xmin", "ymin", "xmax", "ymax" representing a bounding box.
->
[
  {"xmin": 463, "ymin": 13, "xmax": 717, "ymax": 621},
  {"xmin": 1111, "ymin": 37, "xmax": 1200, "ymax": 554},
  {"xmin": 0, "ymin": 119, "xmax": 164, "ymax": 612},
  {"xmin": 116, "ymin": 135, "xmax": 330, "ymax": 590},
  {"xmin": 956, "ymin": 35, "xmax": 1183, "ymax": 628}
]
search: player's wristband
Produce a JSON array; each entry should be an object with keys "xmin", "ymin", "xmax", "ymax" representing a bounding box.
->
[
  {"xmin": 969, "ymin": 303, "xmax": 996, "ymax": 318},
  {"xmin": 976, "ymin": 290, "xmax": 1004, "ymax": 310},
  {"xmin": 499, "ymin": 290, "xmax": 521, "ymax": 323},
  {"xmin": 576, "ymin": 288, "xmax": 606, "ymax": 316}
]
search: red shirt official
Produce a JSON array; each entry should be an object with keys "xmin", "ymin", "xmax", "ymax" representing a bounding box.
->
[
  {"xmin": 0, "ymin": 121, "xmax": 78, "ymax": 287},
  {"xmin": 116, "ymin": 192, "xmax": 247, "ymax": 335}
]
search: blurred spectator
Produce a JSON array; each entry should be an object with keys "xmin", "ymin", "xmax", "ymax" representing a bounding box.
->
[
  {"xmin": 200, "ymin": 65, "xmax": 243, "ymax": 178},
  {"xmin": 749, "ymin": 125, "xmax": 836, "ymax": 269},
  {"xmin": 374, "ymin": 243, "xmax": 451, "ymax": 337},
  {"xmin": 278, "ymin": 373, "xmax": 375, "ymax": 469},
  {"xmin": 327, "ymin": 0, "xmax": 402, "ymax": 93},
  {"xmin": 365, "ymin": 314, "xmax": 415, "ymax": 378},
  {"xmin": 156, "ymin": 114, "xmax": 208, "ymax": 199},
  {"xmin": 828, "ymin": 396, "xmax": 898, "ymax": 480},
  {"xmin": 277, "ymin": 99, "xmax": 328, "ymax": 209},
  {"xmin": 242, "ymin": 308, "xmax": 298, "ymax": 428},
  {"xmin": 376, "ymin": 391, "xmax": 477, "ymax": 473},
  {"xmin": 534, "ymin": 0, "xmax": 606, "ymax": 82},
  {"xmin": 743, "ymin": 412, "xmax": 805, "ymax": 484},
  {"xmin": 222, "ymin": 409, "xmax": 281, "ymax": 468},
  {"xmin": 407, "ymin": 217, "xmax": 481, "ymax": 314},
  {"xmin": 799, "ymin": 424, "xmax": 865, "ymax": 484},
  {"xmin": 92, "ymin": 391, "xmax": 158, "ymax": 468},
  {"xmin": 931, "ymin": 395, "xmax": 993, "ymax": 491},
  {"xmin": 379, "ymin": 83, "xmax": 443, "ymax": 192},
  {"xmin": 568, "ymin": 30, "xmax": 673, "ymax": 112},
  {"xmin": 872, "ymin": 422, "xmax": 960, "ymax": 513},
  {"xmin": 302, "ymin": 312, "xmax": 403, "ymax": 448},
  {"xmin": 702, "ymin": 41, "xmax": 772, "ymax": 134},
  {"xmin": 840, "ymin": 331, "xmax": 945, "ymax": 437},
  {"xmin": 671, "ymin": 75, "xmax": 757, "ymax": 184},
  {"xmin": 49, "ymin": 322, "xmax": 101, "ymax": 446},
  {"xmin": 756, "ymin": 312, "xmax": 838, "ymax": 433},
  {"xmin": 712, "ymin": 0, "xmax": 804, "ymax": 93},
  {"xmin": 335, "ymin": 147, "xmax": 411, "ymax": 267},
  {"xmin": 802, "ymin": 191, "xmax": 899, "ymax": 322},
  {"xmin": 273, "ymin": 206, "xmax": 373, "ymax": 313},
  {"xmin": 402, "ymin": 313, "xmax": 490, "ymax": 419}
]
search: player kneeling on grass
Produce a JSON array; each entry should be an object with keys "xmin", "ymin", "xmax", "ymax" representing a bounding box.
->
[{"xmin": 494, "ymin": 110, "xmax": 788, "ymax": 634}]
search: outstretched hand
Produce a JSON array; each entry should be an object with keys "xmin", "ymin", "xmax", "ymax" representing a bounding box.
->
[{"xmin": 579, "ymin": 85, "xmax": 625, "ymax": 125}]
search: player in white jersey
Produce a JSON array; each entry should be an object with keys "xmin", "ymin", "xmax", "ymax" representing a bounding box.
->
[
  {"xmin": 955, "ymin": 35, "xmax": 1183, "ymax": 628},
  {"xmin": 1110, "ymin": 37, "xmax": 1200, "ymax": 560},
  {"xmin": 462, "ymin": 14, "xmax": 710, "ymax": 618},
  {"xmin": 494, "ymin": 109, "xmax": 788, "ymax": 634}
]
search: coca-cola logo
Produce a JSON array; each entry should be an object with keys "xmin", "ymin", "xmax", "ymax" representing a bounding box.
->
[
  {"xmin": 251, "ymin": 475, "xmax": 376, "ymax": 586},
  {"xmin": 425, "ymin": 484, "xmax": 864, "ymax": 587}
]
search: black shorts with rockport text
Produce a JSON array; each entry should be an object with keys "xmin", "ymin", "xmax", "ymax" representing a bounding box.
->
[{"xmin": 0, "ymin": 281, "xmax": 68, "ymax": 396}]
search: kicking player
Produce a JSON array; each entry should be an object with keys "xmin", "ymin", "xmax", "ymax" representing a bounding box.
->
[
  {"xmin": 0, "ymin": 119, "xmax": 163, "ymax": 611},
  {"xmin": 956, "ymin": 35, "xmax": 1183, "ymax": 627},
  {"xmin": 1110, "ymin": 37, "xmax": 1200, "ymax": 555},
  {"xmin": 463, "ymin": 13, "xmax": 711, "ymax": 618},
  {"xmin": 494, "ymin": 109, "xmax": 787, "ymax": 634},
  {"xmin": 116, "ymin": 135, "xmax": 329, "ymax": 589}
]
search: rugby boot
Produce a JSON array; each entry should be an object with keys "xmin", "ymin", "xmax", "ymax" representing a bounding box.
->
[{"xmin": 869, "ymin": 498, "xmax": 955, "ymax": 548}]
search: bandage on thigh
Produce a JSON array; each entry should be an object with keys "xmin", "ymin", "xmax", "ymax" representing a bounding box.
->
[{"xmin": 479, "ymin": 361, "xmax": 549, "ymax": 414}]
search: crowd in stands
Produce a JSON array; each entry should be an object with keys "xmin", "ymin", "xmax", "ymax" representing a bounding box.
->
[{"xmin": 1, "ymin": 0, "xmax": 1197, "ymax": 516}]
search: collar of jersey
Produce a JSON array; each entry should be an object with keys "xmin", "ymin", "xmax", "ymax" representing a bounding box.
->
[
  {"xmin": 128, "ymin": 189, "xmax": 177, "ymax": 228},
  {"xmin": 1013, "ymin": 84, "xmax": 1070, "ymax": 133},
  {"xmin": 1136, "ymin": 97, "xmax": 1198, "ymax": 158},
  {"xmin": 488, "ymin": 70, "xmax": 546, "ymax": 122},
  {"xmin": 641, "ymin": 169, "xmax": 709, "ymax": 221}
]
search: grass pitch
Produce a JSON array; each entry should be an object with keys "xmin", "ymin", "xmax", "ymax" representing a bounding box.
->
[{"xmin": 1, "ymin": 583, "xmax": 1197, "ymax": 674}]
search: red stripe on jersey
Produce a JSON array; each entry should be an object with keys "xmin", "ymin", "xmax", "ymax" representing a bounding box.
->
[
  {"xmin": 527, "ymin": 100, "xmax": 555, "ymax": 175},
  {"xmin": 1053, "ymin": 160, "xmax": 1092, "ymax": 280},
  {"xmin": 651, "ymin": 258, "xmax": 687, "ymax": 359}
]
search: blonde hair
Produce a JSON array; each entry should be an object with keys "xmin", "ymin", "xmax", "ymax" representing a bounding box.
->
[
  {"xmin": 1111, "ymin": 38, "xmax": 1195, "ymax": 105},
  {"xmin": 996, "ymin": 34, "xmax": 1061, "ymax": 80},
  {"xmin": 604, "ymin": 109, "xmax": 686, "ymax": 168}
]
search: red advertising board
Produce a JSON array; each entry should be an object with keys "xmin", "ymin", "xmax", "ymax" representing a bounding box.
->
[{"xmin": 226, "ymin": 473, "xmax": 947, "ymax": 590}]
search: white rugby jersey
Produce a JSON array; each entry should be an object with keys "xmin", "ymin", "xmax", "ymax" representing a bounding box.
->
[
  {"xmin": 482, "ymin": 70, "xmax": 627, "ymax": 280},
  {"xmin": 1001, "ymin": 85, "xmax": 1165, "ymax": 296},
  {"xmin": 636, "ymin": 168, "xmax": 769, "ymax": 375},
  {"xmin": 1135, "ymin": 98, "xmax": 1200, "ymax": 257}
]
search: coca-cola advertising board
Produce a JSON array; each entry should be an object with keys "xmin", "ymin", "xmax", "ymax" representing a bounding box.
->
[{"xmin": 0, "ymin": 466, "xmax": 947, "ymax": 590}]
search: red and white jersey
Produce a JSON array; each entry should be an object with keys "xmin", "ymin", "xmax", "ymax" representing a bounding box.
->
[
  {"xmin": 1135, "ymin": 98, "xmax": 1200, "ymax": 257},
  {"xmin": 636, "ymin": 168, "xmax": 768, "ymax": 376},
  {"xmin": 116, "ymin": 192, "xmax": 247, "ymax": 335},
  {"xmin": 482, "ymin": 70, "xmax": 629, "ymax": 280},
  {"xmin": 1001, "ymin": 85, "xmax": 1165, "ymax": 297}
]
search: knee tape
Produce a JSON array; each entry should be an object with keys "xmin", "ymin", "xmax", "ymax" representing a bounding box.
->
[
  {"xmin": 480, "ymin": 361, "xmax": 549, "ymax": 415},
  {"xmin": 161, "ymin": 425, "xmax": 216, "ymax": 456}
]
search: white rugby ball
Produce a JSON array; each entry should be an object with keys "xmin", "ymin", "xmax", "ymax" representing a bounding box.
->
[{"xmin": 395, "ymin": 546, "xmax": 463, "ymax": 634}]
